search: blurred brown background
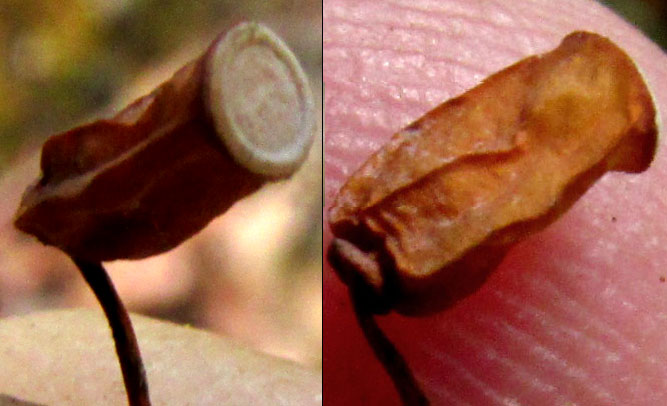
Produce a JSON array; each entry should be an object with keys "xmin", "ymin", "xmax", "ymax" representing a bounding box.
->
[{"xmin": 0, "ymin": 0, "xmax": 322, "ymax": 368}]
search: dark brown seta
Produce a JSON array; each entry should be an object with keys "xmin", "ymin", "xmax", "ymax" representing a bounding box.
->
[
  {"xmin": 328, "ymin": 31, "xmax": 658, "ymax": 404},
  {"xmin": 72, "ymin": 259, "xmax": 150, "ymax": 406},
  {"xmin": 328, "ymin": 247, "xmax": 429, "ymax": 405},
  {"xmin": 13, "ymin": 22, "xmax": 314, "ymax": 406}
]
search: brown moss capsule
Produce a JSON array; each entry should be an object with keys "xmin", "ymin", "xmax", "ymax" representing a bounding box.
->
[
  {"xmin": 329, "ymin": 31, "xmax": 658, "ymax": 315},
  {"xmin": 12, "ymin": 22, "xmax": 315, "ymax": 406},
  {"xmin": 14, "ymin": 22, "xmax": 316, "ymax": 262}
]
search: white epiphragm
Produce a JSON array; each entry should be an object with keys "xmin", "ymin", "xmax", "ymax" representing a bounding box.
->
[{"xmin": 206, "ymin": 22, "xmax": 316, "ymax": 177}]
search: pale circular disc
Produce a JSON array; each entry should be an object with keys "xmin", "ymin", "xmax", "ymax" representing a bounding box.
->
[{"xmin": 206, "ymin": 22, "xmax": 316, "ymax": 177}]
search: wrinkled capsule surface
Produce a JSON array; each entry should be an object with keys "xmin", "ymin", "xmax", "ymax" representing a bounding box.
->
[
  {"xmin": 329, "ymin": 31, "xmax": 659, "ymax": 315},
  {"xmin": 14, "ymin": 23, "xmax": 315, "ymax": 262}
]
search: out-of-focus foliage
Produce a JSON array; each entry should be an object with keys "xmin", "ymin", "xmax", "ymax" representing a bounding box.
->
[
  {"xmin": 600, "ymin": 0, "xmax": 667, "ymax": 49},
  {"xmin": 0, "ymin": 0, "xmax": 321, "ymax": 171}
]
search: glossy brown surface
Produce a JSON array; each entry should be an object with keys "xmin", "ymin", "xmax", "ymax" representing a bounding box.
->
[
  {"xmin": 329, "ymin": 31, "xmax": 658, "ymax": 314},
  {"xmin": 14, "ymin": 32, "xmax": 265, "ymax": 262}
]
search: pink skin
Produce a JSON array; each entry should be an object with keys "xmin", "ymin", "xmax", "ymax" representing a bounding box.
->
[{"xmin": 324, "ymin": 1, "xmax": 667, "ymax": 405}]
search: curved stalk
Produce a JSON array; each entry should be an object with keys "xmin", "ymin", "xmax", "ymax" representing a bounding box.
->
[
  {"xmin": 350, "ymin": 281, "xmax": 429, "ymax": 406},
  {"xmin": 72, "ymin": 258, "xmax": 151, "ymax": 406}
]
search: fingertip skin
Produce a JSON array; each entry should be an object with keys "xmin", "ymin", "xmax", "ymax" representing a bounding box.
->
[{"xmin": 328, "ymin": 31, "xmax": 659, "ymax": 315}]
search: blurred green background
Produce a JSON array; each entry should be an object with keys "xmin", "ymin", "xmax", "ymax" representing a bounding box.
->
[
  {"xmin": 600, "ymin": 0, "xmax": 667, "ymax": 49},
  {"xmin": 0, "ymin": 0, "xmax": 322, "ymax": 172}
]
